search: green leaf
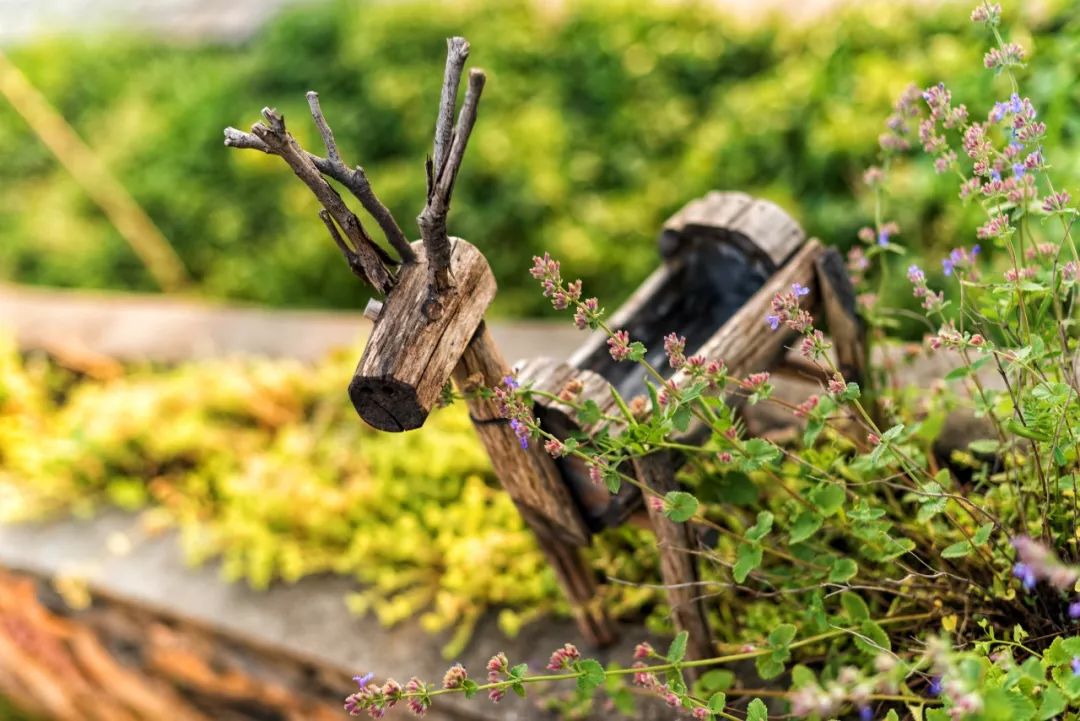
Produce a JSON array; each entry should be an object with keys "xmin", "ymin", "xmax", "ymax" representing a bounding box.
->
[
  {"xmin": 1037, "ymin": 686, "xmax": 1066, "ymax": 720},
  {"xmin": 840, "ymin": 592, "xmax": 870, "ymax": 621},
  {"xmin": 755, "ymin": 654, "xmax": 785, "ymax": 680},
  {"xmin": 790, "ymin": 665, "xmax": 816, "ymax": 688},
  {"xmin": 789, "ymin": 511, "xmax": 822, "ymax": 544},
  {"xmin": 708, "ymin": 692, "xmax": 727, "ymax": 713},
  {"xmin": 509, "ymin": 663, "xmax": 528, "ymax": 679},
  {"xmin": 672, "ymin": 404, "xmax": 693, "ymax": 432},
  {"xmin": 627, "ymin": 341, "xmax": 647, "ymax": 362},
  {"xmin": 576, "ymin": 659, "xmax": 605, "ymax": 695},
  {"xmin": 854, "ymin": 620, "xmax": 891, "ymax": 654},
  {"xmin": 828, "ymin": 558, "xmax": 858, "ymax": 583},
  {"xmin": 578, "ymin": 400, "xmax": 603, "ymax": 425},
  {"xmin": 840, "ymin": 382, "xmax": 861, "ymax": 401},
  {"xmin": 664, "ymin": 491, "xmax": 698, "ymax": 523},
  {"xmin": 733, "ymin": 543, "xmax": 763, "ymax": 583},
  {"xmin": 741, "ymin": 438, "xmax": 781, "ymax": 470},
  {"xmin": 941, "ymin": 540, "xmax": 972, "ymax": 558},
  {"xmin": 973, "ymin": 522, "xmax": 993, "ymax": 545},
  {"xmin": 694, "ymin": 670, "xmax": 734, "ymax": 696},
  {"xmin": 511, "ymin": 682, "xmax": 526, "ymax": 698},
  {"xmin": 462, "ymin": 679, "xmax": 479, "ymax": 699},
  {"xmin": 810, "ymin": 484, "xmax": 846, "ymax": 516},
  {"xmin": 745, "ymin": 511, "xmax": 774, "ymax": 542},
  {"xmin": 667, "ymin": 631, "xmax": 689, "ymax": 663},
  {"xmin": 768, "ymin": 623, "xmax": 797, "ymax": 649},
  {"xmin": 746, "ymin": 698, "xmax": 768, "ymax": 720}
]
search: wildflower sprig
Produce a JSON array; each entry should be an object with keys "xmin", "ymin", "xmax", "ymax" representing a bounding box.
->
[{"xmin": 345, "ymin": 615, "xmax": 936, "ymax": 719}]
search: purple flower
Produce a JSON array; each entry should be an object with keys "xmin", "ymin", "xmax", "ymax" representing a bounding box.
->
[
  {"xmin": 907, "ymin": 264, "xmax": 925, "ymax": 283},
  {"xmin": 859, "ymin": 707, "xmax": 873, "ymax": 721},
  {"xmin": 928, "ymin": 677, "xmax": 942, "ymax": 696},
  {"xmin": 509, "ymin": 419, "xmax": 529, "ymax": 449},
  {"xmin": 972, "ymin": 244, "xmax": 981, "ymax": 258},
  {"xmin": 1069, "ymin": 600, "xmax": 1080, "ymax": 620},
  {"xmin": 1013, "ymin": 163, "xmax": 1026, "ymax": 178},
  {"xmin": 990, "ymin": 168, "xmax": 1002, "ymax": 182},
  {"xmin": 877, "ymin": 229, "xmax": 891, "ymax": 246},
  {"xmin": 354, "ymin": 672, "xmax": 375, "ymax": 689},
  {"xmin": 1072, "ymin": 657, "xmax": 1080, "ymax": 676},
  {"xmin": 766, "ymin": 314, "xmax": 780, "ymax": 330},
  {"xmin": 942, "ymin": 258, "xmax": 955, "ymax": 276},
  {"xmin": 503, "ymin": 375, "xmax": 519, "ymax": 389},
  {"xmin": 792, "ymin": 282, "xmax": 810, "ymax": 297},
  {"xmin": 1013, "ymin": 562, "xmax": 1037, "ymax": 590}
]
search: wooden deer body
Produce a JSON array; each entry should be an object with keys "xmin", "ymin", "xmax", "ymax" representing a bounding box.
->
[{"xmin": 225, "ymin": 37, "xmax": 864, "ymax": 656}]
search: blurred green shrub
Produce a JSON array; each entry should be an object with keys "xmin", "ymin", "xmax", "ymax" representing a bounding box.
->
[{"xmin": 0, "ymin": 0, "xmax": 1077, "ymax": 317}]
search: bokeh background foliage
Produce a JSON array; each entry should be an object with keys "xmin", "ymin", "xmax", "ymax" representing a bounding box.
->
[{"xmin": 1, "ymin": 0, "xmax": 1077, "ymax": 316}]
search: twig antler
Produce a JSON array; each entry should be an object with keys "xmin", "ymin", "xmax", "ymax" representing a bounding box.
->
[
  {"xmin": 419, "ymin": 37, "xmax": 486, "ymax": 294},
  {"xmin": 223, "ymin": 37, "xmax": 485, "ymax": 307}
]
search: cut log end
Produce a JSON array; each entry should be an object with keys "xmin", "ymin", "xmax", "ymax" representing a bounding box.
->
[{"xmin": 348, "ymin": 376, "xmax": 425, "ymax": 431}]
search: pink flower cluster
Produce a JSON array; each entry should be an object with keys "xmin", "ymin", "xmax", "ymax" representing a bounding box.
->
[
  {"xmin": 766, "ymin": 283, "xmax": 813, "ymax": 333},
  {"xmin": 546, "ymin": 643, "xmax": 581, "ymax": 670},
  {"xmin": 345, "ymin": 673, "xmax": 412, "ymax": 718},
  {"xmin": 486, "ymin": 652, "xmax": 509, "ymax": 703},
  {"xmin": 530, "ymin": 252, "xmax": 603, "ymax": 329}
]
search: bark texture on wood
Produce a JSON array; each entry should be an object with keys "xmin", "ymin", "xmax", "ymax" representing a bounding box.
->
[
  {"xmin": 454, "ymin": 324, "xmax": 616, "ymax": 646},
  {"xmin": 660, "ymin": 191, "xmax": 804, "ymax": 268},
  {"xmin": 351, "ymin": 239, "xmax": 495, "ymax": 431},
  {"xmin": 632, "ymin": 453, "xmax": 713, "ymax": 672},
  {"xmin": 0, "ymin": 569, "xmax": 347, "ymax": 721}
]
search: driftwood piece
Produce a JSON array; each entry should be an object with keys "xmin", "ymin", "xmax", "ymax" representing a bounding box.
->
[
  {"xmin": 632, "ymin": 454, "xmax": 713, "ymax": 674},
  {"xmin": 452, "ymin": 324, "xmax": 616, "ymax": 646},
  {"xmin": 350, "ymin": 239, "xmax": 495, "ymax": 431},
  {"xmin": 0, "ymin": 569, "xmax": 347, "ymax": 721}
]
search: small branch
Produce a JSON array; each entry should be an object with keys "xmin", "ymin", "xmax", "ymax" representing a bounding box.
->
[
  {"xmin": 432, "ymin": 37, "xmax": 470, "ymax": 187},
  {"xmin": 223, "ymin": 127, "xmax": 270, "ymax": 152},
  {"xmin": 305, "ymin": 91, "xmax": 341, "ymax": 164},
  {"xmin": 319, "ymin": 209, "xmax": 366, "ymax": 281},
  {"xmin": 306, "ymin": 92, "xmax": 416, "ymax": 264},
  {"xmin": 248, "ymin": 107, "xmax": 395, "ymax": 294},
  {"xmin": 418, "ymin": 66, "xmax": 487, "ymax": 294}
]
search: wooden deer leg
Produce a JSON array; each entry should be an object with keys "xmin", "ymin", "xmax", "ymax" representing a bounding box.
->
[
  {"xmin": 452, "ymin": 323, "xmax": 617, "ymax": 647},
  {"xmin": 632, "ymin": 453, "xmax": 713, "ymax": 673}
]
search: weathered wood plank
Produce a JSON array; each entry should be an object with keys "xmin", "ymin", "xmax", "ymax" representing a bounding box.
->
[
  {"xmin": 351, "ymin": 238, "xmax": 496, "ymax": 431},
  {"xmin": 815, "ymin": 247, "xmax": 866, "ymax": 386}
]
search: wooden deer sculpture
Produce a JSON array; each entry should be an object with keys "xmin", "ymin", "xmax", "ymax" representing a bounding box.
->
[
  {"xmin": 225, "ymin": 38, "xmax": 617, "ymax": 646},
  {"xmin": 224, "ymin": 38, "xmax": 866, "ymax": 658}
]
